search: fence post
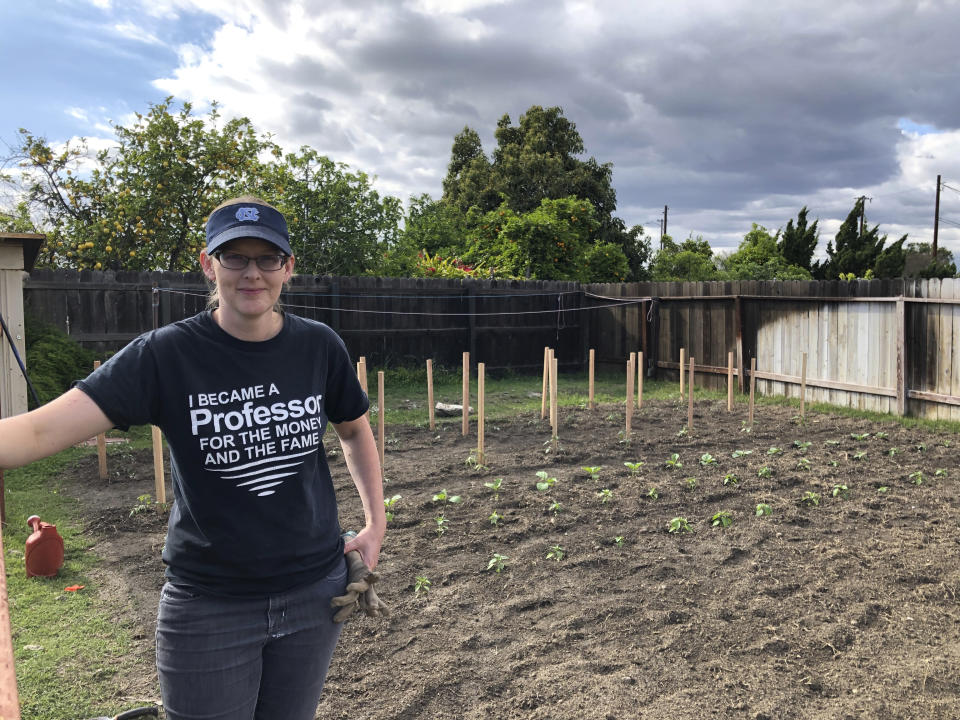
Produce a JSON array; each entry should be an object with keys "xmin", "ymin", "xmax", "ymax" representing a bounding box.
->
[{"xmin": 896, "ymin": 296, "xmax": 906, "ymax": 416}]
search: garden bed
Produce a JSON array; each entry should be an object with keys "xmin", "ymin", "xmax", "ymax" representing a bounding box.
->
[{"xmin": 67, "ymin": 398, "xmax": 960, "ymax": 719}]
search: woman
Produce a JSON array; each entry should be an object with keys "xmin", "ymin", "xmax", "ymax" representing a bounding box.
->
[{"xmin": 0, "ymin": 196, "xmax": 385, "ymax": 719}]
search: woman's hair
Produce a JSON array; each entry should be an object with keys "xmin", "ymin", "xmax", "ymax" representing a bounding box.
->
[{"xmin": 204, "ymin": 194, "xmax": 290, "ymax": 312}]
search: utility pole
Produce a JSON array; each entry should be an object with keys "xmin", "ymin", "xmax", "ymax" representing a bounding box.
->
[
  {"xmin": 856, "ymin": 195, "xmax": 872, "ymax": 237},
  {"xmin": 933, "ymin": 174, "xmax": 941, "ymax": 261},
  {"xmin": 662, "ymin": 205, "xmax": 668, "ymax": 242}
]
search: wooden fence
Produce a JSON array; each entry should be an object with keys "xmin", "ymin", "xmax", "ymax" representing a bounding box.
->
[{"xmin": 21, "ymin": 271, "xmax": 960, "ymax": 421}]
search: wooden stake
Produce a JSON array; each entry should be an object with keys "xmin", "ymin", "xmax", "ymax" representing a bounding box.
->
[
  {"xmin": 800, "ymin": 351, "xmax": 808, "ymax": 418},
  {"xmin": 378, "ymin": 371, "xmax": 385, "ymax": 474},
  {"xmin": 94, "ymin": 360, "xmax": 107, "ymax": 480},
  {"xmin": 358, "ymin": 357, "xmax": 369, "ymax": 420},
  {"xmin": 550, "ymin": 351, "xmax": 559, "ymax": 441},
  {"xmin": 727, "ymin": 351, "xmax": 734, "ymax": 412},
  {"xmin": 426, "ymin": 359, "xmax": 435, "ymax": 430},
  {"xmin": 679, "ymin": 347, "xmax": 686, "ymax": 399},
  {"xmin": 637, "ymin": 351, "xmax": 644, "ymax": 409},
  {"xmin": 625, "ymin": 356, "xmax": 634, "ymax": 440},
  {"xmin": 687, "ymin": 357, "xmax": 695, "ymax": 431},
  {"xmin": 462, "ymin": 351, "xmax": 470, "ymax": 436},
  {"xmin": 478, "ymin": 362, "xmax": 485, "ymax": 465},
  {"xmin": 748, "ymin": 357, "xmax": 757, "ymax": 428},
  {"xmin": 541, "ymin": 347, "xmax": 550, "ymax": 420},
  {"xmin": 0, "ymin": 523, "xmax": 20, "ymax": 719},
  {"xmin": 588, "ymin": 348, "xmax": 595, "ymax": 410},
  {"xmin": 151, "ymin": 425, "xmax": 166, "ymax": 504}
]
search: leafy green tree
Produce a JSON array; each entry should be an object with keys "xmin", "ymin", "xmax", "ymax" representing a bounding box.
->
[
  {"xmin": 815, "ymin": 198, "xmax": 906, "ymax": 279},
  {"xmin": 872, "ymin": 235, "xmax": 907, "ymax": 278},
  {"xmin": 264, "ymin": 147, "xmax": 403, "ymax": 276},
  {"xmin": 650, "ymin": 234, "xmax": 719, "ymax": 281},
  {"xmin": 0, "ymin": 202, "xmax": 36, "ymax": 233},
  {"xmin": 441, "ymin": 128, "xmax": 498, "ymax": 215},
  {"xmin": 719, "ymin": 224, "xmax": 812, "ymax": 280},
  {"xmin": 903, "ymin": 242, "xmax": 957, "ymax": 278},
  {"xmin": 778, "ymin": 206, "xmax": 819, "ymax": 272},
  {"xmin": 400, "ymin": 193, "xmax": 467, "ymax": 257}
]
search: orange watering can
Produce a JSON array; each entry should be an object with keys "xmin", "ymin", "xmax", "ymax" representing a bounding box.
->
[{"xmin": 25, "ymin": 515, "xmax": 64, "ymax": 578}]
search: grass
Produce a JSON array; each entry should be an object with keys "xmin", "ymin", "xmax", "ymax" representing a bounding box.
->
[{"xmin": 3, "ymin": 428, "xmax": 155, "ymax": 719}]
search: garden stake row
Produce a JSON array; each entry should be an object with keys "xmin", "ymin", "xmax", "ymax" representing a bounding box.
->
[
  {"xmin": 749, "ymin": 357, "xmax": 757, "ymax": 428},
  {"xmin": 688, "ymin": 357, "xmax": 695, "ymax": 431},
  {"xmin": 357, "ymin": 356, "xmax": 369, "ymax": 421},
  {"xmin": 541, "ymin": 347, "xmax": 550, "ymax": 420},
  {"xmin": 625, "ymin": 354, "xmax": 635, "ymax": 440},
  {"xmin": 679, "ymin": 347, "xmax": 686, "ymax": 399},
  {"xmin": 462, "ymin": 352, "xmax": 470, "ymax": 436},
  {"xmin": 549, "ymin": 349, "xmax": 559, "ymax": 447},
  {"xmin": 94, "ymin": 360, "xmax": 107, "ymax": 480},
  {"xmin": 588, "ymin": 348, "xmax": 595, "ymax": 410},
  {"xmin": 426, "ymin": 359, "xmax": 435, "ymax": 430},
  {"xmin": 377, "ymin": 371, "xmax": 385, "ymax": 473},
  {"xmin": 477, "ymin": 363, "xmax": 485, "ymax": 465},
  {"xmin": 800, "ymin": 351, "xmax": 808, "ymax": 418},
  {"xmin": 637, "ymin": 350, "xmax": 644, "ymax": 409},
  {"xmin": 727, "ymin": 351, "xmax": 734, "ymax": 411},
  {"xmin": 149, "ymin": 301, "xmax": 167, "ymax": 504}
]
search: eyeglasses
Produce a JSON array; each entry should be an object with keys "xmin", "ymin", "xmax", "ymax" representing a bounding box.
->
[{"xmin": 215, "ymin": 252, "xmax": 288, "ymax": 271}]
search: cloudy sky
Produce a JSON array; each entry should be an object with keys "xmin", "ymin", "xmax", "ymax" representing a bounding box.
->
[{"xmin": 3, "ymin": 0, "xmax": 960, "ymax": 260}]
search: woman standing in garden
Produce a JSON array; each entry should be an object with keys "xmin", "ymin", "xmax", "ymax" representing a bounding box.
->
[{"xmin": 0, "ymin": 196, "xmax": 385, "ymax": 719}]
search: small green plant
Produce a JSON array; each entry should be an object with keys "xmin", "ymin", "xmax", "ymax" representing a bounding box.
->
[
  {"xmin": 487, "ymin": 553, "xmax": 509, "ymax": 573},
  {"xmin": 624, "ymin": 461, "xmax": 644, "ymax": 476},
  {"xmin": 831, "ymin": 484, "xmax": 849, "ymax": 499},
  {"xmin": 722, "ymin": 472, "xmax": 739, "ymax": 486},
  {"xmin": 464, "ymin": 452, "xmax": 488, "ymax": 471},
  {"xmin": 796, "ymin": 457, "xmax": 811, "ymax": 471},
  {"xmin": 546, "ymin": 544, "xmax": 566, "ymax": 561},
  {"xmin": 877, "ymin": 486, "xmax": 889, "ymax": 493},
  {"xmin": 597, "ymin": 488, "xmax": 614, "ymax": 504},
  {"xmin": 676, "ymin": 426, "xmax": 688, "ymax": 437},
  {"xmin": 801, "ymin": 491, "xmax": 821, "ymax": 506},
  {"xmin": 793, "ymin": 440, "xmax": 811, "ymax": 452},
  {"xmin": 384, "ymin": 494, "xmax": 402, "ymax": 522},
  {"xmin": 668, "ymin": 517, "xmax": 692, "ymax": 534},
  {"xmin": 755, "ymin": 503, "xmax": 772, "ymax": 517},
  {"xmin": 874, "ymin": 431, "xmax": 888, "ymax": 440},
  {"xmin": 711, "ymin": 510, "xmax": 733, "ymax": 528},
  {"xmin": 614, "ymin": 535, "xmax": 625, "ymax": 548},
  {"xmin": 853, "ymin": 451, "xmax": 867, "ymax": 461},
  {"xmin": 646, "ymin": 486, "xmax": 659, "ymax": 500},
  {"xmin": 129, "ymin": 493, "xmax": 153, "ymax": 516},
  {"xmin": 888, "ymin": 448, "xmax": 900, "ymax": 457},
  {"xmin": 535, "ymin": 470, "xmax": 557, "ymax": 491},
  {"xmin": 740, "ymin": 420, "xmax": 753, "ymax": 434},
  {"xmin": 935, "ymin": 469, "xmax": 948, "ymax": 478},
  {"xmin": 851, "ymin": 432, "xmax": 870, "ymax": 441},
  {"xmin": 825, "ymin": 440, "xmax": 840, "ymax": 446},
  {"xmin": 413, "ymin": 576, "xmax": 432, "ymax": 594},
  {"xmin": 432, "ymin": 489, "xmax": 462, "ymax": 504},
  {"xmin": 767, "ymin": 446, "xmax": 783, "ymax": 456},
  {"xmin": 915, "ymin": 442, "xmax": 926, "ymax": 452},
  {"xmin": 684, "ymin": 477, "xmax": 698, "ymax": 491},
  {"xmin": 731, "ymin": 449, "xmax": 753, "ymax": 458},
  {"xmin": 434, "ymin": 514, "xmax": 448, "ymax": 536},
  {"xmin": 699, "ymin": 453, "xmax": 717, "ymax": 466},
  {"xmin": 548, "ymin": 500, "xmax": 563, "ymax": 515},
  {"xmin": 909, "ymin": 470, "xmax": 925, "ymax": 485},
  {"xmin": 483, "ymin": 477, "xmax": 504, "ymax": 499},
  {"xmin": 665, "ymin": 453, "xmax": 683, "ymax": 469},
  {"xmin": 488, "ymin": 510, "xmax": 503, "ymax": 526},
  {"xmin": 582, "ymin": 465, "xmax": 603, "ymax": 481},
  {"xmin": 757, "ymin": 466, "xmax": 773, "ymax": 479},
  {"xmin": 828, "ymin": 460, "xmax": 839, "ymax": 467}
]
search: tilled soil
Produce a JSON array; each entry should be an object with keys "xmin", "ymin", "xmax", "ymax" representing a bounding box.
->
[{"xmin": 66, "ymin": 398, "xmax": 960, "ymax": 719}]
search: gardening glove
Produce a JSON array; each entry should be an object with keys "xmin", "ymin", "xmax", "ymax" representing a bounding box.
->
[{"xmin": 331, "ymin": 550, "xmax": 390, "ymax": 622}]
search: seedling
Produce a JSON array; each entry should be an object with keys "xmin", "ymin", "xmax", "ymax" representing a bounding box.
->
[
  {"xmin": 740, "ymin": 420, "xmax": 753, "ymax": 434},
  {"xmin": 676, "ymin": 426, "xmax": 688, "ymax": 438},
  {"xmin": 825, "ymin": 440, "xmax": 840, "ymax": 446},
  {"xmin": 535, "ymin": 470, "xmax": 557, "ymax": 491},
  {"xmin": 684, "ymin": 477, "xmax": 698, "ymax": 491},
  {"xmin": 432, "ymin": 489, "xmax": 462, "ymax": 504},
  {"xmin": 597, "ymin": 488, "xmax": 614, "ymax": 504},
  {"xmin": 464, "ymin": 452, "xmax": 488, "ymax": 471},
  {"xmin": 916, "ymin": 443, "xmax": 927, "ymax": 452},
  {"xmin": 668, "ymin": 517, "xmax": 693, "ymax": 534},
  {"xmin": 793, "ymin": 440, "xmax": 812, "ymax": 452},
  {"xmin": 909, "ymin": 470, "xmax": 925, "ymax": 485},
  {"xmin": 935, "ymin": 469, "xmax": 948, "ymax": 478},
  {"xmin": 483, "ymin": 477, "xmax": 504, "ymax": 499},
  {"xmin": 486, "ymin": 553, "xmax": 509, "ymax": 573},
  {"xmin": 413, "ymin": 576, "xmax": 432, "ymax": 594},
  {"xmin": 722, "ymin": 473, "xmax": 739, "ymax": 486},
  {"xmin": 699, "ymin": 453, "xmax": 718, "ymax": 466},
  {"xmin": 767, "ymin": 446, "xmax": 783, "ymax": 456},
  {"xmin": 731, "ymin": 449, "xmax": 753, "ymax": 458},
  {"xmin": 875, "ymin": 432, "xmax": 888, "ymax": 440},
  {"xmin": 384, "ymin": 494, "xmax": 402, "ymax": 522},
  {"xmin": 624, "ymin": 461, "xmax": 645, "ymax": 476},
  {"xmin": 646, "ymin": 486, "xmax": 659, "ymax": 500},
  {"xmin": 546, "ymin": 544, "xmax": 566, "ymax": 561},
  {"xmin": 711, "ymin": 510, "xmax": 733, "ymax": 528},
  {"xmin": 548, "ymin": 500, "xmax": 563, "ymax": 515},
  {"xmin": 614, "ymin": 535, "xmax": 625, "ymax": 548},
  {"xmin": 831, "ymin": 484, "xmax": 849, "ymax": 499},
  {"xmin": 755, "ymin": 503, "xmax": 772, "ymax": 517},
  {"xmin": 828, "ymin": 460, "xmax": 838, "ymax": 467},
  {"xmin": 757, "ymin": 466, "xmax": 773, "ymax": 479},
  {"xmin": 852, "ymin": 451, "xmax": 867, "ymax": 461},
  {"xmin": 888, "ymin": 448, "xmax": 900, "ymax": 457},
  {"xmin": 488, "ymin": 510, "xmax": 503, "ymax": 526},
  {"xmin": 851, "ymin": 432, "xmax": 870, "ymax": 441},
  {"xmin": 434, "ymin": 515, "xmax": 448, "ymax": 536},
  {"xmin": 582, "ymin": 466, "xmax": 603, "ymax": 481},
  {"xmin": 877, "ymin": 486, "xmax": 889, "ymax": 493},
  {"xmin": 796, "ymin": 458, "xmax": 811, "ymax": 471},
  {"xmin": 665, "ymin": 453, "xmax": 683, "ymax": 469},
  {"xmin": 129, "ymin": 493, "xmax": 153, "ymax": 517},
  {"xmin": 801, "ymin": 491, "xmax": 821, "ymax": 506}
]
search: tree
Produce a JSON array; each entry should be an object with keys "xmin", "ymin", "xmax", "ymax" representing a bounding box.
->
[
  {"xmin": 264, "ymin": 147, "xmax": 403, "ymax": 276},
  {"xmin": 778, "ymin": 207, "xmax": 819, "ymax": 272},
  {"xmin": 903, "ymin": 242, "xmax": 957, "ymax": 278},
  {"xmin": 719, "ymin": 224, "xmax": 812, "ymax": 280},
  {"xmin": 815, "ymin": 198, "xmax": 905, "ymax": 279},
  {"xmin": 872, "ymin": 235, "xmax": 907, "ymax": 279},
  {"xmin": 0, "ymin": 202, "xmax": 36, "ymax": 233},
  {"xmin": 649, "ymin": 234, "xmax": 719, "ymax": 281}
]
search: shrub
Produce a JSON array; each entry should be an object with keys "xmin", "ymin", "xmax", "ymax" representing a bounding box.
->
[{"xmin": 24, "ymin": 315, "xmax": 97, "ymax": 409}]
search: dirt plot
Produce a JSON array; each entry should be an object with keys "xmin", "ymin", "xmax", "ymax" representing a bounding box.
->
[{"xmin": 66, "ymin": 398, "xmax": 960, "ymax": 719}]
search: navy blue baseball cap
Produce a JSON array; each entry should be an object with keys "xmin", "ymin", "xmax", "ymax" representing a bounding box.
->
[{"xmin": 205, "ymin": 199, "xmax": 293, "ymax": 256}]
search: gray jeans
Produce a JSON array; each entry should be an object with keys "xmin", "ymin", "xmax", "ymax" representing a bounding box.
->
[{"xmin": 156, "ymin": 558, "xmax": 347, "ymax": 720}]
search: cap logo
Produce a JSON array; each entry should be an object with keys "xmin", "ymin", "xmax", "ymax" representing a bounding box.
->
[{"xmin": 235, "ymin": 207, "xmax": 260, "ymax": 223}]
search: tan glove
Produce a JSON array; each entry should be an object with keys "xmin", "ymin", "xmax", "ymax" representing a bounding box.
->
[{"xmin": 331, "ymin": 550, "xmax": 390, "ymax": 623}]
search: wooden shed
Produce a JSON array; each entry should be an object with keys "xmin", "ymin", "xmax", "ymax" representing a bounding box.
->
[{"xmin": 0, "ymin": 233, "xmax": 44, "ymax": 418}]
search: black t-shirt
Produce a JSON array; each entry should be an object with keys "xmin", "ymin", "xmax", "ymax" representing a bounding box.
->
[{"xmin": 76, "ymin": 311, "xmax": 369, "ymax": 596}]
